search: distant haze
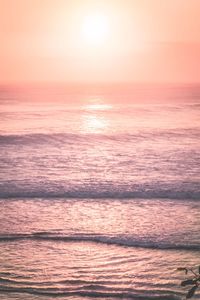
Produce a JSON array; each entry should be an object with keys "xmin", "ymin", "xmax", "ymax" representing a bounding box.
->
[{"xmin": 0, "ymin": 0, "xmax": 200, "ymax": 83}]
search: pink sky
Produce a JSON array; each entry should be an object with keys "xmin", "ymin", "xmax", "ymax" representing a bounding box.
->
[{"xmin": 0, "ymin": 0, "xmax": 200, "ymax": 83}]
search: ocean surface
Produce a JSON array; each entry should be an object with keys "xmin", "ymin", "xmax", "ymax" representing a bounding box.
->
[{"xmin": 0, "ymin": 84, "xmax": 200, "ymax": 299}]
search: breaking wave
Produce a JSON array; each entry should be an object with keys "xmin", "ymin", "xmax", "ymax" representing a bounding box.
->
[{"xmin": 0, "ymin": 232, "xmax": 199, "ymax": 252}]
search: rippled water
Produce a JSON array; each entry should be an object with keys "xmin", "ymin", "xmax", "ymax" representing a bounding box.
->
[
  {"xmin": 1, "ymin": 198, "xmax": 200, "ymax": 300},
  {"xmin": 0, "ymin": 84, "xmax": 200, "ymax": 299}
]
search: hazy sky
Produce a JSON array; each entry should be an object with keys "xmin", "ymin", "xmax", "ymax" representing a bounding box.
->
[{"xmin": 1, "ymin": 0, "xmax": 200, "ymax": 83}]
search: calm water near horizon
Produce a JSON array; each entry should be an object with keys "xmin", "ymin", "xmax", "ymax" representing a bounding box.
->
[{"xmin": 0, "ymin": 84, "xmax": 200, "ymax": 299}]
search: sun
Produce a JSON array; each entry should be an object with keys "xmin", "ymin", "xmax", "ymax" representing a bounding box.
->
[{"xmin": 81, "ymin": 13, "xmax": 110, "ymax": 46}]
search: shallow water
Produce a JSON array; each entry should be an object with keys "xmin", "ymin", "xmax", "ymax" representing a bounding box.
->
[{"xmin": 0, "ymin": 198, "xmax": 200, "ymax": 299}]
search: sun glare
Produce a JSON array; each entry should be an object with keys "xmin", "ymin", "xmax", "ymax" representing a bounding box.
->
[{"xmin": 81, "ymin": 13, "xmax": 110, "ymax": 46}]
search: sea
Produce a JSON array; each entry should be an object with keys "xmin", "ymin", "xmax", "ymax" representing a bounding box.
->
[{"xmin": 0, "ymin": 83, "xmax": 199, "ymax": 300}]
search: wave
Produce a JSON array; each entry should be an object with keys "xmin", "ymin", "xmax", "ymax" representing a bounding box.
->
[
  {"xmin": 0, "ymin": 129, "xmax": 199, "ymax": 144},
  {"xmin": 0, "ymin": 186, "xmax": 199, "ymax": 200},
  {"xmin": 0, "ymin": 232, "xmax": 199, "ymax": 252},
  {"xmin": 0, "ymin": 286, "xmax": 181, "ymax": 300},
  {"xmin": 0, "ymin": 130, "xmax": 199, "ymax": 201}
]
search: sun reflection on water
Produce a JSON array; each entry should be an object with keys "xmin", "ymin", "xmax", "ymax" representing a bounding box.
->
[
  {"xmin": 81, "ymin": 99, "xmax": 112, "ymax": 133},
  {"xmin": 83, "ymin": 114, "xmax": 108, "ymax": 133},
  {"xmin": 84, "ymin": 103, "xmax": 113, "ymax": 111}
]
